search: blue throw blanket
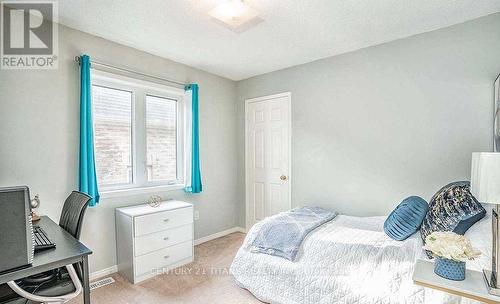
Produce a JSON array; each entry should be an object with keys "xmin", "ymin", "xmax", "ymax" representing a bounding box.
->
[{"xmin": 250, "ymin": 207, "xmax": 337, "ymax": 261}]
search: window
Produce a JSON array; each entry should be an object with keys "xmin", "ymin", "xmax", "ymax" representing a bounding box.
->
[
  {"xmin": 146, "ymin": 95, "xmax": 178, "ymax": 182},
  {"xmin": 92, "ymin": 70, "xmax": 186, "ymax": 194},
  {"xmin": 93, "ymin": 85, "xmax": 133, "ymax": 186}
]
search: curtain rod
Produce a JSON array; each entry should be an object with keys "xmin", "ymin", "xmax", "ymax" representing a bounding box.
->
[{"xmin": 74, "ymin": 56, "xmax": 187, "ymax": 87}]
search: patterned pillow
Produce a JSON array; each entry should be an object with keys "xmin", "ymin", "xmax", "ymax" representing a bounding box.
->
[
  {"xmin": 420, "ymin": 181, "xmax": 486, "ymax": 246},
  {"xmin": 384, "ymin": 196, "xmax": 428, "ymax": 241}
]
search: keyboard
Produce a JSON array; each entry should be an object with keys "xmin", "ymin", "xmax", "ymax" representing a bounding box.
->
[{"xmin": 33, "ymin": 226, "xmax": 56, "ymax": 252}]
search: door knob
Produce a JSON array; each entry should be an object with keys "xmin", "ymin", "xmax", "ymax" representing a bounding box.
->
[{"xmin": 280, "ymin": 175, "xmax": 288, "ymax": 181}]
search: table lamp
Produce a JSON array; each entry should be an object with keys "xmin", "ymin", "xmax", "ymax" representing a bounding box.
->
[{"xmin": 471, "ymin": 152, "xmax": 500, "ymax": 296}]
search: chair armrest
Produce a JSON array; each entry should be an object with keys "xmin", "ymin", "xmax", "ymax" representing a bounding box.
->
[{"xmin": 7, "ymin": 264, "xmax": 83, "ymax": 303}]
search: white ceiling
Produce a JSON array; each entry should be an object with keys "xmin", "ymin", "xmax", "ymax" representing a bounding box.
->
[{"xmin": 57, "ymin": 0, "xmax": 500, "ymax": 81}]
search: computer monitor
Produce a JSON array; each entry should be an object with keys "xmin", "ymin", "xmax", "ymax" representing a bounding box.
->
[{"xmin": 0, "ymin": 186, "xmax": 34, "ymax": 273}]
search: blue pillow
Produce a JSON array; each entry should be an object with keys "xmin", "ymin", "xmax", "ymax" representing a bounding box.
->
[{"xmin": 384, "ymin": 196, "xmax": 429, "ymax": 241}]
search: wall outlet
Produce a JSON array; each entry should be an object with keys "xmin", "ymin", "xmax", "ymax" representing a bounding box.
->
[{"xmin": 194, "ymin": 210, "xmax": 200, "ymax": 221}]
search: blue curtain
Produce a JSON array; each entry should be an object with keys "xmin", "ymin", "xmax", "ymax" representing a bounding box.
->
[
  {"xmin": 185, "ymin": 84, "xmax": 202, "ymax": 193},
  {"xmin": 79, "ymin": 55, "xmax": 100, "ymax": 206}
]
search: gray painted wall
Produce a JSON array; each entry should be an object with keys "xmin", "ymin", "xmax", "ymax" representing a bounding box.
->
[
  {"xmin": 0, "ymin": 24, "xmax": 239, "ymax": 274},
  {"xmin": 236, "ymin": 13, "xmax": 500, "ymax": 227}
]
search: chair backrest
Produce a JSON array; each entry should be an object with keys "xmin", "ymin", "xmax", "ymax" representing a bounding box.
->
[{"xmin": 58, "ymin": 191, "xmax": 91, "ymax": 240}]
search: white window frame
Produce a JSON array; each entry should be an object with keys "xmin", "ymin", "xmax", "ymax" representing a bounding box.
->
[{"xmin": 92, "ymin": 69, "xmax": 187, "ymax": 198}]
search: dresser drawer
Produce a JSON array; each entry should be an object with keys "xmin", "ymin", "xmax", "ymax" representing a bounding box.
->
[
  {"xmin": 134, "ymin": 224, "xmax": 193, "ymax": 256},
  {"xmin": 134, "ymin": 206, "xmax": 193, "ymax": 236},
  {"xmin": 134, "ymin": 241, "xmax": 192, "ymax": 276}
]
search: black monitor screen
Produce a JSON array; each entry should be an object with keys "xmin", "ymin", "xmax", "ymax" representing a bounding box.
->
[{"xmin": 0, "ymin": 186, "xmax": 32, "ymax": 273}]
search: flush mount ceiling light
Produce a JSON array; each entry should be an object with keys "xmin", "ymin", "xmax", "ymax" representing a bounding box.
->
[{"xmin": 208, "ymin": 0, "xmax": 261, "ymax": 32}]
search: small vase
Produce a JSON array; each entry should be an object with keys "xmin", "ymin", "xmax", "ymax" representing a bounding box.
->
[{"xmin": 434, "ymin": 257, "xmax": 466, "ymax": 281}]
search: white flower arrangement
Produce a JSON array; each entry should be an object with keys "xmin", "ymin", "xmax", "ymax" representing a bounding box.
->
[{"xmin": 423, "ymin": 231, "xmax": 481, "ymax": 262}]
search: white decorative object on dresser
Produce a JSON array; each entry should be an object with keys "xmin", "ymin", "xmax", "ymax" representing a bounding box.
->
[{"xmin": 115, "ymin": 200, "xmax": 194, "ymax": 284}]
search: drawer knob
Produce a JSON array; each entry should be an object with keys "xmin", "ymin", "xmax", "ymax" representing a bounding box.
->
[
  {"xmin": 164, "ymin": 255, "xmax": 170, "ymax": 259},
  {"xmin": 163, "ymin": 219, "xmax": 170, "ymax": 222},
  {"xmin": 163, "ymin": 237, "xmax": 169, "ymax": 241}
]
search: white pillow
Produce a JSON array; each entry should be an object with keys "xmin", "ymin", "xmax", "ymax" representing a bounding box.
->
[{"xmin": 465, "ymin": 203, "xmax": 492, "ymax": 271}]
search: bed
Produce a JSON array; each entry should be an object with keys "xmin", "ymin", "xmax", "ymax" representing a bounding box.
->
[{"xmin": 230, "ymin": 214, "xmax": 489, "ymax": 304}]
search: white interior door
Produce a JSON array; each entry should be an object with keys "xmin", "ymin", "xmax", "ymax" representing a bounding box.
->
[{"xmin": 245, "ymin": 92, "xmax": 291, "ymax": 229}]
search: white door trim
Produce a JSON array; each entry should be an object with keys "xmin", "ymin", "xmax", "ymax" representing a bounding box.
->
[{"xmin": 245, "ymin": 92, "xmax": 292, "ymax": 231}]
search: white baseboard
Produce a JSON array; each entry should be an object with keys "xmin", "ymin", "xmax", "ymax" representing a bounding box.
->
[
  {"xmin": 89, "ymin": 226, "xmax": 246, "ymax": 281},
  {"xmin": 194, "ymin": 226, "xmax": 246, "ymax": 246},
  {"xmin": 90, "ymin": 265, "xmax": 118, "ymax": 281},
  {"xmin": 235, "ymin": 226, "xmax": 247, "ymax": 233}
]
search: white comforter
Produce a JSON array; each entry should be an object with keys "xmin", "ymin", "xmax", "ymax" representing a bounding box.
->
[{"xmin": 230, "ymin": 215, "xmax": 479, "ymax": 304}]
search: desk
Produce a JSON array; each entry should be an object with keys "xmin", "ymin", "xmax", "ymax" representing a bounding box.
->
[
  {"xmin": 413, "ymin": 259, "xmax": 500, "ymax": 304},
  {"xmin": 0, "ymin": 216, "xmax": 92, "ymax": 304}
]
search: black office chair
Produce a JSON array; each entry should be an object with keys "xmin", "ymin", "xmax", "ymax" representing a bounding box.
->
[
  {"xmin": 0, "ymin": 191, "xmax": 91, "ymax": 304},
  {"xmin": 59, "ymin": 191, "xmax": 90, "ymax": 240}
]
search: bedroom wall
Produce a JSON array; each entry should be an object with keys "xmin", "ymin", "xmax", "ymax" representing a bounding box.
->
[
  {"xmin": 0, "ymin": 24, "xmax": 239, "ymax": 274},
  {"xmin": 236, "ymin": 13, "xmax": 500, "ymax": 226}
]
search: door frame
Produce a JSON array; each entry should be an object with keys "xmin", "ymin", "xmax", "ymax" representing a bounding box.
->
[{"xmin": 245, "ymin": 92, "xmax": 292, "ymax": 231}]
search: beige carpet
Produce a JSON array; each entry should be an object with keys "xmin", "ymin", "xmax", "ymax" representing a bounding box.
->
[{"xmin": 70, "ymin": 232, "xmax": 263, "ymax": 304}]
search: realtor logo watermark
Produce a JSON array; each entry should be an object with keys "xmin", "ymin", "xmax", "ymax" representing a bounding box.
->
[{"xmin": 1, "ymin": 1, "xmax": 58, "ymax": 69}]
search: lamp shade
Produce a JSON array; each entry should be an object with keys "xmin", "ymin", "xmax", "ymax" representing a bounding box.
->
[{"xmin": 471, "ymin": 152, "xmax": 500, "ymax": 204}]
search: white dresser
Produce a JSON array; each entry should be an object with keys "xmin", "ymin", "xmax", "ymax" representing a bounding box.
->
[{"xmin": 115, "ymin": 200, "xmax": 194, "ymax": 284}]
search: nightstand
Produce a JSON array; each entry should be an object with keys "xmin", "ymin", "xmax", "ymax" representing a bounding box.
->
[{"xmin": 413, "ymin": 259, "xmax": 500, "ymax": 304}]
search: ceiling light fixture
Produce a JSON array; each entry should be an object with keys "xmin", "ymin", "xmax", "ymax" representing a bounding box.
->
[{"xmin": 209, "ymin": 0, "xmax": 261, "ymax": 32}]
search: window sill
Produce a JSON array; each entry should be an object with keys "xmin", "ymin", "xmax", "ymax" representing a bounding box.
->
[{"xmin": 100, "ymin": 184, "xmax": 185, "ymax": 199}]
